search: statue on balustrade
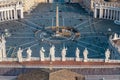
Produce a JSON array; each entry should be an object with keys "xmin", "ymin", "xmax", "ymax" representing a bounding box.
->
[
  {"xmin": 118, "ymin": 47, "xmax": 120, "ymax": 53},
  {"xmin": 113, "ymin": 33, "xmax": 118, "ymax": 40},
  {"xmin": 83, "ymin": 48, "xmax": 88, "ymax": 62},
  {"xmin": 75, "ymin": 47, "xmax": 80, "ymax": 61},
  {"xmin": 40, "ymin": 47, "xmax": 45, "ymax": 61},
  {"xmin": 0, "ymin": 42, "xmax": 2, "ymax": 62},
  {"xmin": 17, "ymin": 47, "xmax": 23, "ymax": 62},
  {"xmin": 105, "ymin": 49, "xmax": 111, "ymax": 62},
  {"xmin": 49, "ymin": 45, "xmax": 55, "ymax": 61},
  {"xmin": 61, "ymin": 47, "xmax": 67, "ymax": 61},
  {"xmin": 1, "ymin": 35, "xmax": 6, "ymax": 58},
  {"xmin": 26, "ymin": 47, "xmax": 32, "ymax": 61}
]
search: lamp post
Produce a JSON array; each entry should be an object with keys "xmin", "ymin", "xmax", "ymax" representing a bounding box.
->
[
  {"xmin": 4, "ymin": 29, "xmax": 11, "ymax": 37},
  {"xmin": 107, "ymin": 28, "xmax": 112, "ymax": 37}
]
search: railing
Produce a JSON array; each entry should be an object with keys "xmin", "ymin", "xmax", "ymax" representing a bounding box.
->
[
  {"xmin": 109, "ymin": 60, "xmax": 120, "ymax": 63},
  {"xmin": 0, "ymin": 57, "xmax": 120, "ymax": 63}
]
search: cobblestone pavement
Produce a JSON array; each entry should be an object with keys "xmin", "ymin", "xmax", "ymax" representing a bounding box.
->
[{"xmin": 0, "ymin": 3, "xmax": 120, "ymax": 60}]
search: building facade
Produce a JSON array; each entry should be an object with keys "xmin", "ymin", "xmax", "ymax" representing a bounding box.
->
[
  {"xmin": 82, "ymin": 0, "xmax": 120, "ymax": 21},
  {"xmin": 94, "ymin": 1, "xmax": 120, "ymax": 21},
  {"xmin": 0, "ymin": 0, "xmax": 24, "ymax": 22}
]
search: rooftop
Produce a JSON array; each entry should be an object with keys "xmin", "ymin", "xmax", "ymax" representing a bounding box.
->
[{"xmin": 17, "ymin": 69, "xmax": 85, "ymax": 80}]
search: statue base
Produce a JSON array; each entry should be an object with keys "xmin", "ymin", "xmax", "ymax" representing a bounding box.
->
[
  {"xmin": 62, "ymin": 58, "xmax": 66, "ymax": 61},
  {"xmin": 18, "ymin": 58, "xmax": 23, "ymax": 62},
  {"xmin": 26, "ymin": 58, "xmax": 31, "ymax": 61},
  {"xmin": 18, "ymin": 60, "xmax": 23, "ymax": 62},
  {"xmin": 105, "ymin": 59, "xmax": 109, "ymax": 62},
  {"xmin": 75, "ymin": 58, "xmax": 80, "ymax": 61},
  {"xmin": 51, "ymin": 59, "xmax": 55, "ymax": 61},
  {"xmin": 83, "ymin": 59, "xmax": 88, "ymax": 62},
  {"xmin": 0, "ymin": 59, "xmax": 2, "ymax": 62},
  {"xmin": 40, "ymin": 59, "xmax": 45, "ymax": 61}
]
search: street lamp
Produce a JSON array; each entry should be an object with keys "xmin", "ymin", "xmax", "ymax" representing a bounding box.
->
[
  {"xmin": 107, "ymin": 28, "xmax": 112, "ymax": 37},
  {"xmin": 4, "ymin": 29, "xmax": 11, "ymax": 37}
]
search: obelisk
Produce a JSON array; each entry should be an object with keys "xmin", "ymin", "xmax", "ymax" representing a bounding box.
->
[{"xmin": 56, "ymin": 4, "xmax": 59, "ymax": 34}]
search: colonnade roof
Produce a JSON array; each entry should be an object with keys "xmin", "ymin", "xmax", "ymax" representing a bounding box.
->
[
  {"xmin": 0, "ymin": 0, "xmax": 22, "ymax": 7},
  {"xmin": 95, "ymin": 1, "xmax": 120, "ymax": 8}
]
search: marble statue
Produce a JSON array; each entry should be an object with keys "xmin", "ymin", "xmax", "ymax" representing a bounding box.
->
[
  {"xmin": 26, "ymin": 47, "xmax": 32, "ymax": 61},
  {"xmin": 0, "ymin": 43, "xmax": 2, "ymax": 62},
  {"xmin": 75, "ymin": 47, "xmax": 80, "ymax": 61},
  {"xmin": 50, "ymin": 45, "xmax": 55, "ymax": 61},
  {"xmin": 17, "ymin": 48, "xmax": 23, "ymax": 62},
  {"xmin": 61, "ymin": 47, "xmax": 67, "ymax": 61},
  {"xmin": 76, "ymin": 47, "xmax": 80, "ymax": 58},
  {"xmin": 1, "ymin": 35, "xmax": 6, "ymax": 58},
  {"xmin": 40, "ymin": 47, "xmax": 45, "ymax": 61},
  {"xmin": 113, "ymin": 33, "xmax": 118, "ymax": 40},
  {"xmin": 118, "ymin": 47, "xmax": 120, "ymax": 53},
  {"xmin": 83, "ymin": 48, "xmax": 88, "ymax": 62},
  {"xmin": 105, "ymin": 49, "xmax": 111, "ymax": 62}
]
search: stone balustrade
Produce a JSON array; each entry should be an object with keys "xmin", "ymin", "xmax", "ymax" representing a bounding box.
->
[{"xmin": 0, "ymin": 57, "xmax": 120, "ymax": 63}]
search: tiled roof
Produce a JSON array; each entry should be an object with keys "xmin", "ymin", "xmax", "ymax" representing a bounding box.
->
[
  {"xmin": 49, "ymin": 69, "xmax": 85, "ymax": 80},
  {"xmin": 17, "ymin": 69, "xmax": 85, "ymax": 80},
  {"xmin": 17, "ymin": 69, "xmax": 49, "ymax": 80}
]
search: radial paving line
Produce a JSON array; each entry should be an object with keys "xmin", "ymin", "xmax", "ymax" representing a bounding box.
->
[
  {"xmin": 78, "ymin": 40, "xmax": 104, "ymax": 49},
  {"xmin": 76, "ymin": 41, "xmax": 99, "ymax": 53},
  {"xmin": 78, "ymin": 20, "xmax": 103, "ymax": 30}
]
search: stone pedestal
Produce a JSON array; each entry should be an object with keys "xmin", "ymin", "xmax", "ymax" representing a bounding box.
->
[
  {"xmin": 75, "ymin": 58, "xmax": 80, "ymax": 61},
  {"xmin": 83, "ymin": 59, "xmax": 88, "ymax": 62},
  {"xmin": 62, "ymin": 57, "xmax": 66, "ymax": 61},
  {"xmin": 105, "ymin": 59, "xmax": 109, "ymax": 62},
  {"xmin": 51, "ymin": 57, "xmax": 55, "ymax": 61},
  {"xmin": 26, "ymin": 57, "xmax": 31, "ymax": 61},
  {"xmin": 18, "ymin": 58, "xmax": 22, "ymax": 62},
  {"xmin": 0, "ymin": 58, "xmax": 2, "ymax": 62},
  {"xmin": 41, "ymin": 58, "xmax": 45, "ymax": 61}
]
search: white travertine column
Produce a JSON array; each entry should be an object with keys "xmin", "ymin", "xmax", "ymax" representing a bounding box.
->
[
  {"xmin": 20, "ymin": 8, "xmax": 24, "ymax": 18},
  {"xmin": 14, "ymin": 9, "xmax": 17, "ymax": 19},
  {"xmin": 104, "ymin": 9, "xmax": 107, "ymax": 19},
  {"xmin": 107, "ymin": 9, "xmax": 109, "ymax": 19},
  {"xmin": 116, "ymin": 10, "xmax": 118, "ymax": 20},
  {"xmin": 119, "ymin": 11, "xmax": 120, "ymax": 21},
  {"xmin": 118, "ymin": 11, "xmax": 120, "ymax": 21},
  {"xmin": 6, "ymin": 11, "xmax": 8, "ymax": 20},
  {"xmin": 113, "ymin": 10, "xmax": 116, "ymax": 20},
  {"xmin": 4, "ymin": 11, "xmax": 7, "ymax": 20},
  {"xmin": 7, "ymin": 10, "xmax": 10, "ymax": 20},
  {"xmin": 99, "ymin": 8, "xmax": 103, "ymax": 18},
  {"xmin": 1, "ymin": 11, "xmax": 3, "ymax": 21},
  {"xmin": 10, "ymin": 10, "xmax": 13, "ymax": 20},
  {"xmin": 0, "ymin": 12, "xmax": 2, "ymax": 21},
  {"xmin": 94, "ymin": 8, "xmax": 97, "ymax": 18},
  {"xmin": 110, "ymin": 10, "xmax": 113, "ymax": 20}
]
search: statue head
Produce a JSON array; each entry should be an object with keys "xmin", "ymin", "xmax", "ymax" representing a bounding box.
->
[
  {"xmin": 28, "ymin": 47, "xmax": 31, "ymax": 50},
  {"xmin": 52, "ymin": 45, "xmax": 55, "ymax": 48},
  {"xmin": 41, "ymin": 47, "xmax": 45, "ymax": 51},
  {"xmin": 19, "ymin": 47, "xmax": 21, "ymax": 50},
  {"xmin": 76, "ymin": 47, "xmax": 79, "ymax": 50}
]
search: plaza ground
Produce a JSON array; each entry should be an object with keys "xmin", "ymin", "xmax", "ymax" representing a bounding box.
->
[{"xmin": 0, "ymin": 3, "xmax": 120, "ymax": 59}]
